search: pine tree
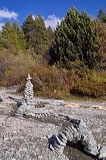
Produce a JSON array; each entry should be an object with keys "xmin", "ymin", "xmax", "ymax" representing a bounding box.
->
[
  {"xmin": 46, "ymin": 26, "xmax": 54, "ymax": 48},
  {"xmin": 94, "ymin": 19, "xmax": 106, "ymax": 70},
  {"xmin": 97, "ymin": 8, "xmax": 106, "ymax": 23},
  {"xmin": 22, "ymin": 14, "xmax": 49, "ymax": 54},
  {"xmin": 1, "ymin": 21, "xmax": 18, "ymax": 53},
  {"xmin": 12, "ymin": 21, "xmax": 26, "ymax": 52},
  {"xmin": 30, "ymin": 14, "xmax": 47, "ymax": 54},
  {"xmin": 22, "ymin": 14, "xmax": 34, "ymax": 48},
  {"xmin": 49, "ymin": 7, "xmax": 97, "ymax": 69},
  {"xmin": 1, "ymin": 21, "xmax": 26, "ymax": 54}
]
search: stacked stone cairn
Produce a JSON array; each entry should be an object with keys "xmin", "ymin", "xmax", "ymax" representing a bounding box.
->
[
  {"xmin": 49, "ymin": 119, "xmax": 106, "ymax": 159},
  {"xmin": 15, "ymin": 74, "xmax": 35, "ymax": 116},
  {"xmin": 23, "ymin": 74, "xmax": 34, "ymax": 106},
  {"xmin": 15, "ymin": 74, "xmax": 54, "ymax": 117}
]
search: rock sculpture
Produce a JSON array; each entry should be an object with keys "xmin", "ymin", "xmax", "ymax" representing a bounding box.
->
[
  {"xmin": 49, "ymin": 119, "xmax": 106, "ymax": 159},
  {"xmin": 14, "ymin": 75, "xmax": 105, "ymax": 159},
  {"xmin": 23, "ymin": 74, "xmax": 34, "ymax": 106},
  {"xmin": 15, "ymin": 74, "xmax": 35, "ymax": 116},
  {"xmin": 15, "ymin": 75, "xmax": 70, "ymax": 118},
  {"xmin": 15, "ymin": 74, "xmax": 61, "ymax": 117}
]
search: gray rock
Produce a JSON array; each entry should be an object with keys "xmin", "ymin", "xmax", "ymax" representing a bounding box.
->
[
  {"xmin": 15, "ymin": 74, "xmax": 35, "ymax": 116},
  {"xmin": 23, "ymin": 74, "xmax": 34, "ymax": 106},
  {"xmin": 49, "ymin": 119, "xmax": 99, "ymax": 157},
  {"xmin": 98, "ymin": 146, "xmax": 106, "ymax": 159},
  {"xmin": 0, "ymin": 95, "xmax": 4, "ymax": 103}
]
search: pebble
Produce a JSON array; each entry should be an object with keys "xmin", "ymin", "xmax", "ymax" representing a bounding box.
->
[{"xmin": 0, "ymin": 86, "xmax": 106, "ymax": 160}]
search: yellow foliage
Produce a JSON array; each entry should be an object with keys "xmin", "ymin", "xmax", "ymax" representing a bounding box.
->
[
  {"xmin": 0, "ymin": 47, "xmax": 106, "ymax": 99},
  {"xmin": 73, "ymin": 70, "xmax": 106, "ymax": 98}
]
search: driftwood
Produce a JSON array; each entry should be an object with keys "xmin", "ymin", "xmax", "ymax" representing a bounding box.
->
[
  {"xmin": 64, "ymin": 103, "xmax": 80, "ymax": 108},
  {"xmin": 88, "ymin": 105, "xmax": 106, "ymax": 110},
  {"xmin": 64, "ymin": 103, "xmax": 106, "ymax": 110}
]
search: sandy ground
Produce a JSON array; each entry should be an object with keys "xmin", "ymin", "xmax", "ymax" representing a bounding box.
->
[{"xmin": 0, "ymin": 86, "xmax": 106, "ymax": 160}]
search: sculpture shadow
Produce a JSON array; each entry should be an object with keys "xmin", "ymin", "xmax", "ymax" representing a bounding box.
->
[
  {"xmin": 48, "ymin": 135, "xmax": 96, "ymax": 160},
  {"xmin": 64, "ymin": 140, "xmax": 96, "ymax": 160}
]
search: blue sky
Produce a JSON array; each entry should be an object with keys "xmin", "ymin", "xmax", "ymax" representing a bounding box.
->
[{"xmin": 0, "ymin": 0, "xmax": 106, "ymax": 30}]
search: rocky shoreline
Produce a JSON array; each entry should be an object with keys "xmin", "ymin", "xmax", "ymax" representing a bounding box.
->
[{"xmin": 0, "ymin": 86, "xmax": 106, "ymax": 160}]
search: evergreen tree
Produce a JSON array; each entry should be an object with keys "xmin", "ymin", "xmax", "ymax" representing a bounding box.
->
[
  {"xmin": 94, "ymin": 19, "xmax": 106, "ymax": 70},
  {"xmin": 30, "ymin": 14, "xmax": 47, "ymax": 54},
  {"xmin": 1, "ymin": 21, "xmax": 26, "ymax": 53},
  {"xmin": 22, "ymin": 14, "xmax": 34, "ymax": 48},
  {"xmin": 97, "ymin": 8, "xmax": 106, "ymax": 23},
  {"xmin": 2, "ymin": 22, "xmax": 15, "ymax": 40},
  {"xmin": 44, "ymin": 26, "xmax": 54, "ymax": 61},
  {"xmin": 22, "ymin": 13, "xmax": 49, "ymax": 54},
  {"xmin": 46, "ymin": 25, "xmax": 54, "ymax": 43},
  {"xmin": 49, "ymin": 7, "xmax": 97, "ymax": 69},
  {"xmin": 1, "ymin": 21, "xmax": 18, "ymax": 53},
  {"xmin": 12, "ymin": 20, "xmax": 26, "ymax": 52},
  {"xmin": 13, "ymin": 20, "xmax": 21, "ymax": 32}
]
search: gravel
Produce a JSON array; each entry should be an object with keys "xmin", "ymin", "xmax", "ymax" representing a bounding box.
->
[{"xmin": 0, "ymin": 86, "xmax": 106, "ymax": 160}]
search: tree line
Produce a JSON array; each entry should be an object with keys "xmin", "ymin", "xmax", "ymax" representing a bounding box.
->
[
  {"xmin": 0, "ymin": 14, "xmax": 54, "ymax": 55},
  {"xmin": 0, "ymin": 7, "xmax": 106, "ymax": 70},
  {"xmin": 0, "ymin": 7, "xmax": 106, "ymax": 98}
]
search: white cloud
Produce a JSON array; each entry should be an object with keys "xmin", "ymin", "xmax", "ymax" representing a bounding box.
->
[
  {"xmin": 45, "ymin": 15, "xmax": 62, "ymax": 30},
  {"xmin": 32, "ymin": 15, "xmax": 35, "ymax": 20},
  {"xmin": 0, "ymin": 8, "xmax": 18, "ymax": 19},
  {"xmin": 0, "ymin": 23, "xmax": 4, "ymax": 31}
]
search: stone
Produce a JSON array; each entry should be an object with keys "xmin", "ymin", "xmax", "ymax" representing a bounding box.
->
[
  {"xmin": 0, "ymin": 95, "xmax": 4, "ymax": 103},
  {"xmin": 98, "ymin": 146, "xmax": 106, "ymax": 159},
  {"xmin": 49, "ymin": 119, "xmax": 100, "ymax": 157},
  {"xmin": 23, "ymin": 74, "xmax": 34, "ymax": 106},
  {"xmin": 15, "ymin": 74, "xmax": 35, "ymax": 116}
]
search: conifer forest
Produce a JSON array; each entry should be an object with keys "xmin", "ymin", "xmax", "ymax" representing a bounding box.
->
[{"xmin": 0, "ymin": 7, "xmax": 106, "ymax": 99}]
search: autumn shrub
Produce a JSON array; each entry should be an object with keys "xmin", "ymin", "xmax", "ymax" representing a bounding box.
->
[
  {"xmin": 31, "ymin": 62, "xmax": 86, "ymax": 98},
  {"xmin": 0, "ymin": 48, "xmax": 34, "ymax": 86},
  {"xmin": 0, "ymin": 48, "xmax": 68, "ymax": 97},
  {"xmin": 72, "ymin": 70, "xmax": 106, "ymax": 98},
  {"xmin": 1, "ymin": 46, "xmax": 106, "ymax": 99},
  {"xmin": 31, "ymin": 65, "xmax": 65, "ymax": 96}
]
